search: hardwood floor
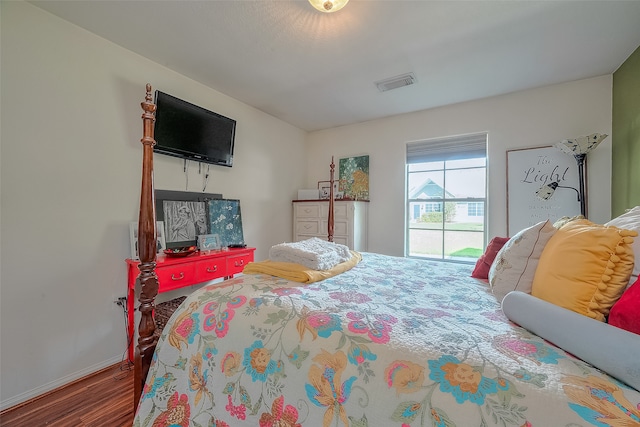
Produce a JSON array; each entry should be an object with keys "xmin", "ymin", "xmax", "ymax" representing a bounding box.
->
[{"xmin": 0, "ymin": 362, "xmax": 134, "ymax": 427}]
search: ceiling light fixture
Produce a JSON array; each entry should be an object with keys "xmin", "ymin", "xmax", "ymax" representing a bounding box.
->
[{"xmin": 309, "ymin": 0, "xmax": 349, "ymax": 13}]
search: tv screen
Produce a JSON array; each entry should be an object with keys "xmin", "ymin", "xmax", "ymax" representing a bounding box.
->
[{"xmin": 153, "ymin": 91, "xmax": 236, "ymax": 167}]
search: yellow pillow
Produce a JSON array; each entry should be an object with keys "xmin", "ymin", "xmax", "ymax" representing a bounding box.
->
[{"xmin": 531, "ymin": 219, "xmax": 637, "ymax": 321}]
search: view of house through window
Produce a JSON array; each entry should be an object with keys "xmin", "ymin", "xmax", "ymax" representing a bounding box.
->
[{"xmin": 406, "ymin": 134, "xmax": 487, "ymax": 262}]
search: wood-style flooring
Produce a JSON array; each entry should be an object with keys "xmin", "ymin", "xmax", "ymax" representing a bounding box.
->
[{"xmin": 0, "ymin": 362, "xmax": 134, "ymax": 427}]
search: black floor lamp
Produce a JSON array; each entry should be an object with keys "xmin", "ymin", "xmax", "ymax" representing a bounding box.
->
[{"xmin": 535, "ymin": 133, "xmax": 608, "ymax": 218}]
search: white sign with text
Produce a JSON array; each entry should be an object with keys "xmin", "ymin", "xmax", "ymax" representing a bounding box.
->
[{"xmin": 507, "ymin": 146, "xmax": 581, "ymax": 235}]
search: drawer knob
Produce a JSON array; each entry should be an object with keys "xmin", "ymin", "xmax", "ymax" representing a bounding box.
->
[
  {"xmin": 235, "ymin": 260, "xmax": 244, "ymax": 267},
  {"xmin": 206, "ymin": 266, "xmax": 218, "ymax": 273},
  {"xmin": 304, "ymin": 225, "xmax": 312, "ymax": 230},
  {"xmin": 171, "ymin": 272, "xmax": 185, "ymax": 281}
]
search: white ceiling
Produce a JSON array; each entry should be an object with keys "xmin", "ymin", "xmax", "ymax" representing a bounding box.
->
[{"xmin": 31, "ymin": 0, "xmax": 640, "ymax": 132}]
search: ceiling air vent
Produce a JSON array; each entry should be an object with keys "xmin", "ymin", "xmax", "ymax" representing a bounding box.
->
[{"xmin": 375, "ymin": 72, "xmax": 417, "ymax": 92}]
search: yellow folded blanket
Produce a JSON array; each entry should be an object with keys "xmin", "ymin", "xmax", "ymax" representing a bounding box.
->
[{"xmin": 243, "ymin": 251, "xmax": 362, "ymax": 283}]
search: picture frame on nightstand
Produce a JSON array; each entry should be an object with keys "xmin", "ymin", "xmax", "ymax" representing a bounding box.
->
[
  {"xmin": 154, "ymin": 189, "xmax": 222, "ymax": 249},
  {"xmin": 208, "ymin": 199, "xmax": 245, "ymax": 247},
  {"xmin": 129, "ymin": 221, "xmax": 166, "ymax": 259},
  {"xmin": 198, "ymin": 234, "xmax": 221, "ymax": 252}
]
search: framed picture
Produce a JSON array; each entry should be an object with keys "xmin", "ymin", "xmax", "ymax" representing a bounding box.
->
[
  {"xmin": 507, "ymin": 146, "xmax": 581, "ymax": 235},
  {"xmin": 208, "ymin": 199, "xmax": 245, "ymax": 247},
  {"xmin": 317, "ymin": 180, "xmax": 339, "ymax": 199},
  {"xmin": 198, "ymin": 234, "xmax": 221, "ymax": 251},
  {"xmin": 129, "ymin": 221, "xmax": 166, "ymax": 259},
  {"xmin": 155, "ymin": 190, "xmax": 221, "ymax": 249},
  {"xmin": 162, "ymin": 200, "xmax": 207, "ymax": 245},
  {"xmin": 339, "ymin": 155, "xmax": 369, "ymax": 200}
]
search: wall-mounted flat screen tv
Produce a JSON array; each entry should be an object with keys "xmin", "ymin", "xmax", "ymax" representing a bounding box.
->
[{"xmin": 153, "ymin": 91, "xmax": 236, "ymax": 167}]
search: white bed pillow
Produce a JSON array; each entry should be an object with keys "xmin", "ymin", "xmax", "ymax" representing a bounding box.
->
[
  {"xmin": 606, "ymin": 206, "xmax": 640, "ymax": 287},
  {"xmin": 488, "ymin": 220, "xmax": 556, "ymax": 300}
]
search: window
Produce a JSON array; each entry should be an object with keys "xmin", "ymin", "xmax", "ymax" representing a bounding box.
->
[
  {"xmin": 467, "ymin": 202, "xmax": 484, "ymax": 217},
  {"xmin": 424, "ymin": 202, "xmax": 442, "ymax": 212},
  {"xmin": 406, "ymin": 133, "xmax": 487, "ymax": 263}
]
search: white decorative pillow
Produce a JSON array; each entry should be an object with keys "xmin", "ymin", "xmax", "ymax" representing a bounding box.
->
[
  {"xmin": 488, "ymin": 220, "xmax": 556, "ymax": 300},
  {"xmin": 606, "ymin": 206, "xmax": 640, "ymax": 287}
]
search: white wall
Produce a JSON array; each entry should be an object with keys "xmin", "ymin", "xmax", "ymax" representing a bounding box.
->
[
  {"xmin": 0, "ymin": 2, "xmax": 307, "ymax": 408},
  {"xmin": 306, "ymin": 76, "xmax": 612, "ymax": 256},
  {"xmin": 0, "ymin": 0, "xmax": 614, "ymax": 410}
]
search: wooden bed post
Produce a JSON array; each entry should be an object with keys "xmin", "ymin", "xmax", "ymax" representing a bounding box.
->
[
  {"xmin": 328, "ymin": 157, "xmax": 335, "ymax": 242},
  {"xmin": 134, "ymin": 84, "xmax": 159, "ymax": 409}
]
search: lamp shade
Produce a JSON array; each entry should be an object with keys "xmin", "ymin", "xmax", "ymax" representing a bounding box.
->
[
  {"xmin": 309, "ymin": 0, "xmax": 349, "ymax": 13},
  {"xmin": 554, "ymin": 133, "xmax": 608, "ymax": 156},
  {"xmin": 536, "ymin": 182, "xmax": 559, "ymax": 200}
]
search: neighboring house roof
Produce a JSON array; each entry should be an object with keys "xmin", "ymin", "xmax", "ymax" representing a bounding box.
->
[{"xmin": 408, "ymin": 179, "xmax": 455, "ymax": 199}]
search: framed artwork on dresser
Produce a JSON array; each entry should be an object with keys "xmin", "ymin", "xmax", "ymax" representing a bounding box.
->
[
  {"xmin": 208, "ymin": 199, "xmax": 245, "ymax": 247},
  {"xmin": 197, "ymin": 234, "xmax": 221, "ymax": 251},
  {"xmin": 339, "ymin": 155, "xmax": 369, "ymax": 201},
  {"xmin": 129, "ymin": 221, "xmax": 166, "ymax": 259},
  {"xmin": 154, "ymin": 190, "xmax": 222, "ymax": 249},
  {"xmin": 317, "ymin": 180, "xmax": 339, "ymax": 199},
  {"xmin": 162, "ymin": 200, "xmax": 208, "ymax": 244}
]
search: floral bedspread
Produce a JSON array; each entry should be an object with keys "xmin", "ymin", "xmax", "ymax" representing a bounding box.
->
[{"xmin": 134, "ymin": 252, "xmax": 640, "ymax": 427}]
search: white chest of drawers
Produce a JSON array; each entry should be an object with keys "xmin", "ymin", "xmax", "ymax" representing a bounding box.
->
[{"xmin": 292, "ymin": 200, "xmax": 368, "ymax": 251}]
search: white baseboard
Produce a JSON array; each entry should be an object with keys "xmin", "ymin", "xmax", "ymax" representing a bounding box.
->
[{"xmin": 0, "ymin": 355, "xmax": 123, "ymax": 412}]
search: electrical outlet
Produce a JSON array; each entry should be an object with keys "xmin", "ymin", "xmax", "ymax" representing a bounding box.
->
[{"xmin": 114, "ymin": 296, "xmax": 127, "ymax": 307}]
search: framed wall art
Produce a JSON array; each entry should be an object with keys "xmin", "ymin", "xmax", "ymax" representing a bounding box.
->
[
  {"xmin": 208, "ymin": 199, "xmax": 245, "ymax": 247},
  {"xmin": 162, "ymin": 200, "xmax": 207, "ymax": 247},
  {"xmin": 339, "ymin": 155, "xmax": 369, "ymax": 200},
  {"xmin": 506, "ymin": 146, "xmax": 581, "ymax": 235},
  {"xmin": 154, "ymin": 190, "xmax": 221, "ymax": 249}
]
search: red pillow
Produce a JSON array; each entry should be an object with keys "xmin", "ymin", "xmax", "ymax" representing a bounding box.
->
[
  {"xmin": 608, "ymin": 276, "xmax": 640, "ymax": 335},
  {"xmin": 471, "ymin": 236, "xmax": 509, "ymax": 280}
]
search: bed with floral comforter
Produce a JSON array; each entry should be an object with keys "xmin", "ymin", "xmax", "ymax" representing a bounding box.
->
[{"xmin": 134, "ymin": 252, "xmax": 640, "ymax": 427}]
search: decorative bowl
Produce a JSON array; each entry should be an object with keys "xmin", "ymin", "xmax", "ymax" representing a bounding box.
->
[{"xmin": 163, "ymin": 246, "xmax": 197, "ymax": 257}]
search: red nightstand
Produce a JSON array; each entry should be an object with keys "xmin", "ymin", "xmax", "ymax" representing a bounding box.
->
[{"xmin": 125, "ymin": 247, "xmax": 255, "ymax": 361}]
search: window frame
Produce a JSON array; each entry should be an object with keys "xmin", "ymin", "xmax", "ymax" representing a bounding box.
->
[{"xmin": 405, "ymin": 133, "xmax": 487, "ymax": 264}]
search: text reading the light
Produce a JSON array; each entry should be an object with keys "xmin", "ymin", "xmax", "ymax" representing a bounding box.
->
[{"xmin": 520, "ymin": 155, "xmax": 570, "ymax": 186}]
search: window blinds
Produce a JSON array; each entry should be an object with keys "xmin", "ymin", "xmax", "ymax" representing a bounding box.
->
[{"xmin": 406, "ymin": 132, "xmax": 487, "ymax": 164}]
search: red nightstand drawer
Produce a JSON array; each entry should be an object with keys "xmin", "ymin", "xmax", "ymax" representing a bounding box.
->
[
  {"xmin": 195, "ymin": 258, "xmax": 228, "ymax": 282},
  {"xmin": 126, "ymin": 247, "xmax": 255, "ymax": 362},
  {"xmin": 157, "ymin": 264, "xmax": 196, "ymax": 292},
  {"xmin": 227, "ymin": 252, "xmax": 253, "ymax": 275}
]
